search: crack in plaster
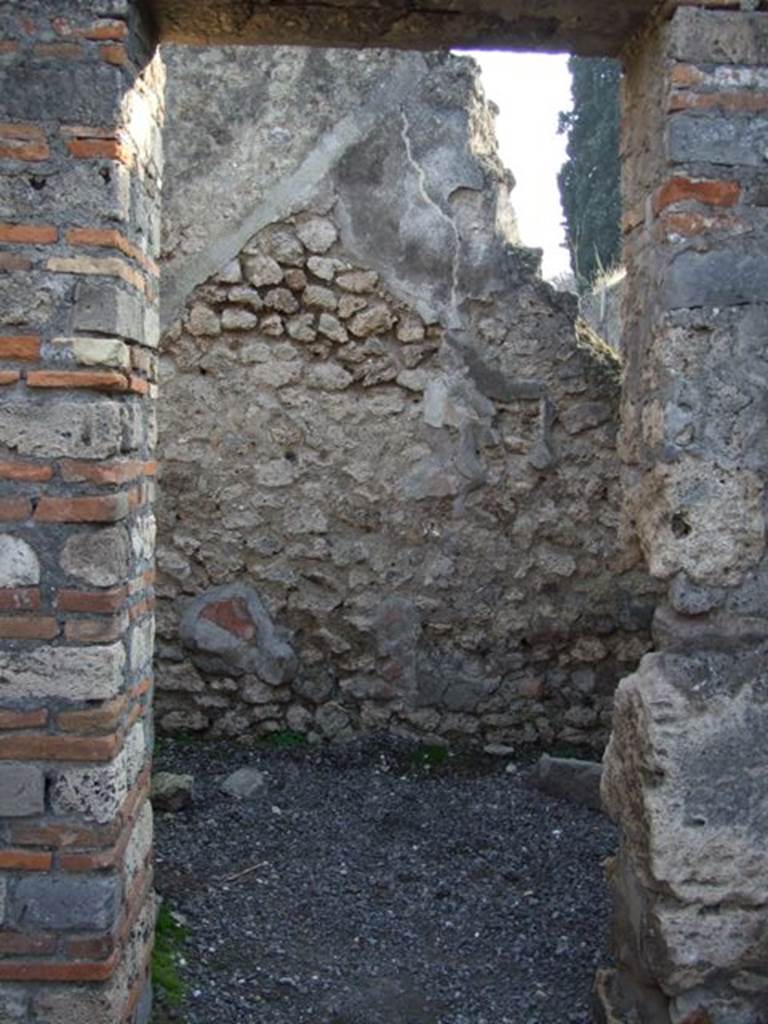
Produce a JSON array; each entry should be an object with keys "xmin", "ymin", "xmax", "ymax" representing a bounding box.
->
[{"xmin": 399, "ymin": 107, "xmax": 462, "ymax": 329}]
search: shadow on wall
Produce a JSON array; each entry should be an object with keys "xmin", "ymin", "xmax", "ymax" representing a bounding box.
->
[{"xmin": 154, "ymin": 45, "xmax": 661, "ymax": 750}]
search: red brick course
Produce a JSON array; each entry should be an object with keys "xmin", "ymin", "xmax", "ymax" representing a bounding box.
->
[
  {"xmin": 56, "ymin": 587, "xmax": 128, "ymax": 613},
  {"xmin": 0, "ymin": 223, "xmax": 57, "ymax": 245},
  {"xmin": 34, "ymin": 493, "xmax": 130, "ymax": 523},
  {"xmin": 60, "ymin": 459, "xmax": 146, "ymax": 485},
  {"xmin": 0, "ymin": 616, "xmax": 59, "ymax": 640},
  {"xmin": 0, "ymin": 732, "xmax": 121, "ymax": 762},
  {"xmin": 57, "ymin": 694, "xmax": 128, "ymax": 735},
  {"xmin": 0, "ymin": 588, "xmax": 41, "ymax": 611},
  {"xmin": 0, "ymin": 709, "xmax": 47, "ymax": 730},
  {"xmin": 0, "ymin": 336, "xmax": 41, "ymax": 361},
  {"xmin": 27, "ymin": 369, "xmax": 128, "ymax": 391},
  {"xmin": 0, "ymin": 498, "xmax": 31, "ymax": 520},
  {"xmin": 0, "ymin": 459, "xmax": 51, "ymax": 481},
  {"xmin": 0, "ymin": 850, "xmax": 52, "ymax": 871},
  {"xmin": 0, "ymin": 123, "xmax": 49, "ymax": 162}
]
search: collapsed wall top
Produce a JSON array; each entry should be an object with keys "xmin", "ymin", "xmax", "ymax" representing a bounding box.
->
[{"xmin": 146, "ymin": 0, "xmax": 661, "ymax": 57}]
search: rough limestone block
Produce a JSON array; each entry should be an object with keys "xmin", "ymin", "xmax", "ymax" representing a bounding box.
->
[
  {"xmin": 0, "ymin": 398, "xmax": 125, "ymax": 460},
  {"xmin": 10, "ymin": 875, "xmax": 119, "ymax": 932},
  {"xmin": 123, "ymin": 801, "xmax": 153, "ymax": 891},
  {"xmin": 635, "ymin": 461, "xmax": 765, "ymax": 586},
  {"xmin": 144, "ymin": 303, "xmax": 160, "ymax": 349},
  {"xmin": 668, "ymin": 7, "xmax": 768, "ymax": 65},
  {"xmin": 0, "ymin": 160, "xmax": 131, "ymax": 224},
  {"xmin": 662, "ymin": 248, "xmax": 768, "ymax": 309},
  {"xmin": 603, "ymin": 651, "xmax": 768, "ymax": 908},
  {"xmin": 151, "ymin": 772, "xmax": 194, "ymax": 812},
  {"xmin": 532, "ymin": 754, "xmax": 603, "ymax": 812},
  {"xmin": 0, "ymin": 765, "xmax": 45, "ymax": 818},
  {"xmin": 0, "ymin": 62, "xmax": 124, "ymax": 123},
  {"xmin": 656, "ymin": 900, "xmax": 768, "ymax": 996},
  {"xmin": 131, "ymin": 512, "xmax": 157, "ymax": 565},
  {"xmin": 0, "ymin": 988, "xmax": 26, "ymax": 1022},
  {"xmin": 670, "ymin": 985, "xmax": 762, "ymax": 1024},
  {"xmin": 0, "ymin": 535, "xmax": 40, "ymax": 587},
  {"xmin": 60, "ymin": 526, "xmax": 131, "ymax": 587},
  {"xmin": 220, "ymin": 767, "xmax": 266, "ymax": 799},
  {"xmin": 0, "ymin": 274, "xmax": 55, "ymax": 328},
  {"xmin": 129, "ymin": 618, "xmax": 156, "ymax": 675},
  {"xmin": 124, "ymin": 721, "xmax": 148, "ymax": 788},
  {"xmin": 667, "ymin": 111, "xmax": 768, "ymax": 169},
  {"xmin": 0, "ymin": 644, "xmax": 125, "ymax": 701},
  {"xmin": 71, "ymin": 337, "xmax": 131, "ymax": 370},
  {"xmin": 50, "ymin": 751, "xmax": 129, "ymax": 824},
  {"xmin": 73, "ymin": 280, "xmax": 145, "ymax": 344}
]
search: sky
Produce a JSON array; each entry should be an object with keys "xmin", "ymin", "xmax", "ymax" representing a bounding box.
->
[{"xmin": 467, "ymin": 52, "xmax": 573, "ymax": 281}]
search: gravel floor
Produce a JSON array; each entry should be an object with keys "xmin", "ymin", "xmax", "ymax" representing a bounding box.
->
[{"xmin": 152, "ymin": 736, "xmax": 615, "ymax": 1024}]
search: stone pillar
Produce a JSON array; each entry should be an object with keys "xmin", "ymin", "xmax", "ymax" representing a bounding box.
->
[
  {"xmin": 602, "ymin": 6, "xmax": 768, "ymax": 1023},
  {"xmin": 0, "ymin": 2, "xmax": 161, "ymax": 1021}
]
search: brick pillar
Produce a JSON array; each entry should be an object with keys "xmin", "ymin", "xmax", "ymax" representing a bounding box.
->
[
  {"xmin": 0, "ymin": 2, "xmax": 161, "ymax": 1021},
  {"xmin": 601, "ymin": 6, "xmax": 768, "ymax": 1024}
]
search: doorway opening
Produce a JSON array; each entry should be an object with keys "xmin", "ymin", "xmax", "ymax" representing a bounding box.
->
[{"xmin": 149, "ymin": 42, "xmax": 654, "ymax": 1022}]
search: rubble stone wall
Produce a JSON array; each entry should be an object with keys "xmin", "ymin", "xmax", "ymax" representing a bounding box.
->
[{"xmin": 155, "ymin": 47, "xmax": 660, "ymax": 750}]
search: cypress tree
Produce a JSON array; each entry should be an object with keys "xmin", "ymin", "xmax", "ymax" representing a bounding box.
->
[{"xmin": 558, "ymin": 57, "xmax": 622, "ymax": 292}]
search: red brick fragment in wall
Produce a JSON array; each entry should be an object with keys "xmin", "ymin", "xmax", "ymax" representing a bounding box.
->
[
  {"xmin": 653, "ymin": 177, "xmax": 741, "ymax": 214},
  {"xmin": 60, "ymin": 459, "xmax": 144, "ymax": 485},
  {"xmin": 56, "ymin": 587, "xmax": 128, "ymax": 613},
  {"xmin": 34, "ymin": 493, "xmax": 129, "ymax": 523},
  {"xmin": 0, "ymin": 498, "xmax": 31, "ymax": 520},
  {"xmin": 0, "ymin": 589, "xmax": 41, "ymax": 611},
  {"xmin": 99, "ymin": 43, "xmax": 128, "ymax": 66},
  {"xmin": 32, "ymin": 41, "xmax": 83, "ymax": 59},
  {"xmin": 0, "ymin": 953, "xmax": 118, "ymax": 982},
  {"xmin": 0, "ymin": 932, "xmax": 57, "ymax": 955},
  {"xmin": 0, "ymin": 123, "xmax": 49, "ymax": 161},
  {"xmin": 27, "ymin": 369, "xmax": 128, "ymax": 391},
  {"xmin": 0, "ymin": 223, "xmax": 57, "ymax": 244},
  {"xmin": 0, "ymin": 617, "xmax": 59, "ymax": 640},
  {"xmin": 0, "ymin": 732, "xmax": 120, "ymax": 761},
  {"xmin": 200, "ymin": 597, "xmax": 256, "ymax": 640},
  {"xmin": 0, "ymin": 336, "xmax": 35, "ymax": 363},
  {"xmin": 669, "ymin": 90, "xmax": 768, "ymax": 113},
  {"xmin": 0, "ymin": 709, "xmax": 47, "ymax": 730},
  {"xmin": 0, "ymin": 459, "xmax": 51, "ymax": 481},
  {"xmin": 0, "ymin": 850, "xmax": 52, "ymax": 871}
]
